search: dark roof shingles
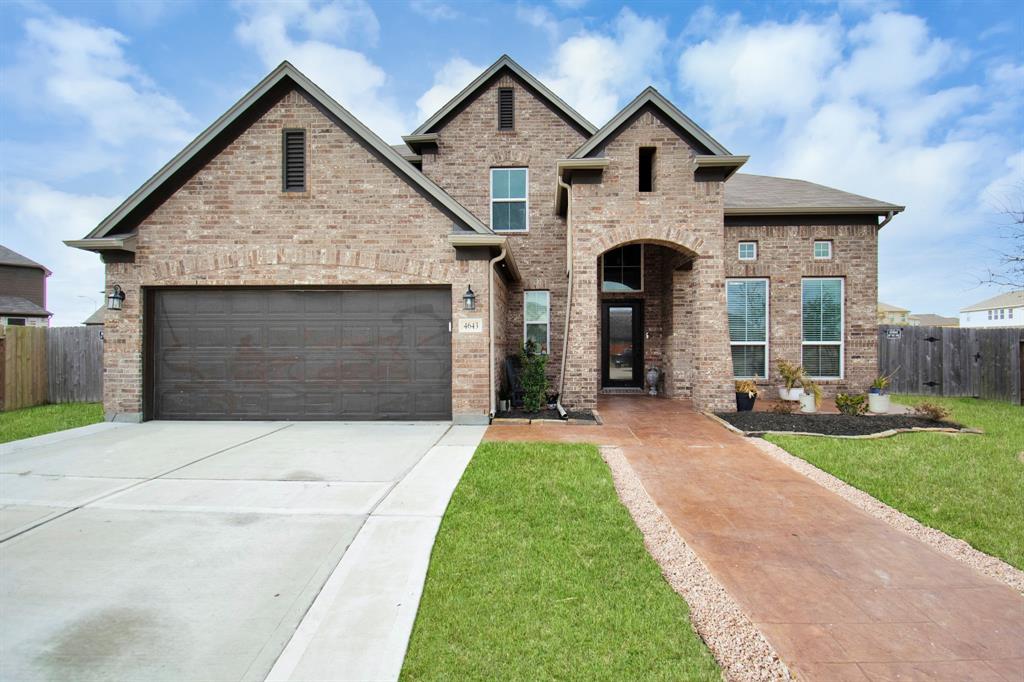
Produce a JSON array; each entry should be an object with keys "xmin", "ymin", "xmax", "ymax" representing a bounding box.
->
[{"xmin": 0, "ymin": 296, "xmax": 51, "ymax": 316}]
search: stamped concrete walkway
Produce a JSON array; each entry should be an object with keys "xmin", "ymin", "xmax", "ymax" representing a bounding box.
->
[{"xmin": 486, "ymin": 396, "xmax": 1024, "ymax": 682}]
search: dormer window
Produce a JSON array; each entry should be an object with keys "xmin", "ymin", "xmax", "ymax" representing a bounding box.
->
[{"xmin": 498, "ymin": 88, "xmax": 514, "ymax": 130}]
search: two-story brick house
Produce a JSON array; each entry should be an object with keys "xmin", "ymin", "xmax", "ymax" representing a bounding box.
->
[
  {"xmin": 0, "ymin": 245, "xmax": 52, "ymax": 327},
  {"xmin": 69, "ymin": 56, "xmax": 902, "ymax": 423}
]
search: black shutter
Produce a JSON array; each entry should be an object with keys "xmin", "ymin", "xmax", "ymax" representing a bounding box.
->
[
  {"xmin": 498, "ymin": 88, "xmax": 514, "ymax": 130},
  {"xmin": 283, "ymin": 130, "xmax": 306, "ymax": 192}
]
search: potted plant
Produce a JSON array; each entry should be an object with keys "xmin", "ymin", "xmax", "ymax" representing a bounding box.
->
[
  {"xmin": 799, "ymin": 378, "xmax": 822, "ymax": 413},
  {"xmin": 777, "ymin": 360, "xmax": 805, "ymax": 401},
  {"xmin": 868, "ymin": 371, "xmax": 895, "ymax": 413},
  {"xmin": 735, "ymin": 380, "xmax": 759, "ymax": 411},
  {"xmin": 545, "ymin": 390, "xmax": 559, "ymax": 410}
]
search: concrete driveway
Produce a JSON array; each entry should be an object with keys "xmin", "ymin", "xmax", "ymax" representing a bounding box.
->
[{"xmin": 1, "ymin": 419, "xmax": 483, "ymax": 682}]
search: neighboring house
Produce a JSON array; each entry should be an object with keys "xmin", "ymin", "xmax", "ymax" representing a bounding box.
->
[
  {"xmin": 68, "ymin": 57, "xmax": 903, "ymax": 423},
  {"xmin": 877, "ymin": 301, "xmax": 910, "ymax": 325},
  {"xmin": 908, "ymin": 313, "xmax": 958, "ymax": 327},
  {"xmin": 0, "ymin": 245, "xmax": 52, "ymax": 327},
  {"xmin": 959, "ymin": 291, "xmax": 1024, "ymax": 328},
  {"xmin": 83, "ymin": 307, "xmax": 106, "ymax": 326}
]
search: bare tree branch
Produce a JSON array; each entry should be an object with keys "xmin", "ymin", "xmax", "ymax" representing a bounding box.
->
[{"xmin": 981, "ymin": 180, "xmax": 1024, "ymax": 290}]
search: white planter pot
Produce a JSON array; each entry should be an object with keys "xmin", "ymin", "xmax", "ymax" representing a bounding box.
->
[
  {"xmin": 799, "ymin": 393, "xmax": 817, "ymax": 413},
  {"xmin": 498, "ymin": 400, "xmax": 510, "ymax": 413},
  {"xmin": 868, "ymin": 393, "xmax": 890, "ymax": 414},
  {"xmin": 778, "ymin": 387, "xmax": 804, "ymax": 401}
]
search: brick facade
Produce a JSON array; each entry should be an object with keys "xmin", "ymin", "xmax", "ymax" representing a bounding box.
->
[{"xmin": 93, "ymin": 62, "xmax": 885, "ymax": 422}]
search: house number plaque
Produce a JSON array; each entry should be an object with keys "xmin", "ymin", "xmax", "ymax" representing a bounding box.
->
[{"xmin": 459, "ymin": 318, "xmax": 483, "ymax": 333}]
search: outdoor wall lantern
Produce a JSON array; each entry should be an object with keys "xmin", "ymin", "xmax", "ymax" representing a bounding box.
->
[
  {"xmin": 107, "ymin": 285, "xmax": 126, "ymax": 311},
  {"xmin": 462, "ymin": 285, "xmax": 476, "ymax": 311}
]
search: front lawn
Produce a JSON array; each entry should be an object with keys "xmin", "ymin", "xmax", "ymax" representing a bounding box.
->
[
  {"xmin": 401, "ymin": 441, "xmax": 720, "ymax": 681},
  {"xmin": 766, "ymin": 396, "xmax": 1024, "ymax": 569},
  {"xmin": 0, "ymin": 402, "xmax": 103, "ymax": 444}
]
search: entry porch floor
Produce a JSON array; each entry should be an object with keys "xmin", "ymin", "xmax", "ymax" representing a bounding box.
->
[{"xmin": 484, "ymin": 396, "xmax": 1023, "ymax": 681}]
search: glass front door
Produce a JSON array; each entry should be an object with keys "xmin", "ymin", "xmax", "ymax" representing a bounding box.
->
[{"xmin": 602, "ymin": 300, "xmax": 643, "ymax": 387}]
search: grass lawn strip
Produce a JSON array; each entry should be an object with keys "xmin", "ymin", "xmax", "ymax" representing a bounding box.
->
[
  {"xmin": 762, "ymin": 396, "xmax": 1024, "ymax": 577},
  {"xmin": 400, "ymin": 441, "xmax": 721, "ymax": 682},
  {"xmin": 0, "ymin": 403, "xmax": 103, "ymax": 444}
]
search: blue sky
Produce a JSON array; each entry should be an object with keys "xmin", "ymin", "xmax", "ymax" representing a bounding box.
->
[{"xmin": 1, "ymin": 0, "xmax": 1022, "ymax": 326}]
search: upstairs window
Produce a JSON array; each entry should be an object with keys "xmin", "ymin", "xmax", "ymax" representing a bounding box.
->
[
  {"xmin": 491, "ymin": 168, "xmax": 528, "ymax": 231},
  {"xmin": 282, "ymin": 129, "xmax": 306, "ymax": 192},
  {"xmin": 498, "ymin": 88, "xmax": 514, "ymax": 130},
  {"xmin": 727, "ymin": 279, "xmax": 768, "ymax": 378},
  {"xmin": 813, "ymin": 240, "xmax": 833, "ymax": 259},
  {"xmin": 738, "ymin": 241, "xmax": 757, "ymax": 261},
  {"xmin": 639, "ymin": 147, "xmax": 656, "ymax": 192},
  {"xmin": 601, "ymin": 244, "xmax": 643, "ymax": 292},
  {"xmin": 802, "ymin": 278, "xmax": 844, "ymax": 378}
]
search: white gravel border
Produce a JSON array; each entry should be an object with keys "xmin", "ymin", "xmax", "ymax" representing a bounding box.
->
[
  {"xmin": 601, "ymin": 446, "xmax": 791, "ymax": 682},
  {"xmin": 750, "ymin": 438, "xmax": 1024, "ymax": 594}
]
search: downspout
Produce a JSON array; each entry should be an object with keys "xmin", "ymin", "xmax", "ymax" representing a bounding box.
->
[
  {"xmin": 555, "ymin": 175, "xmax": 573, "ymax": 420},
  {"xmin": 878, "ymin": 210, "xmax": 895, "ymax": 229},
  {"xmin": 488, "ymin": 244, "xmax": 508, "ymax": 419}
]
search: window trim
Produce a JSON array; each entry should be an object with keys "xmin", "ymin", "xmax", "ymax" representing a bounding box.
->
[
  {"xmin": 727, "ymin": 277, "xmax": 769, "ymax": 379},
  {"xmin": 813, "ymin": 240, "xmax": 833, "ymax": 260},
  {"xmin": 281, "ymin": 128, "xmax": 307, "ymax": 193},
  {"xmin": 489, "ymin": 167, "xmax": 529, "ymax": 233},
  {"xmin": 738, "ymin": 241, "xmax": 758, "ymax": 261},
  {"xmin": 523, "ymin": 290, "xmax": 550, "ymax": 354},
  {"xmin": 600, "ymin": 244, "xmax": 645, "ymax": 293},
  {"xmin": 801, "ymin": 277, "xmax": 845, "ymax": 379}
]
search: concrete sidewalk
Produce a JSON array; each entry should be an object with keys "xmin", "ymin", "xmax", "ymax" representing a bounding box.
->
[
  {"xmin": 1, "ymin": 420, "xmax": 483, "ymax": 682},
  {"xmin": 486, "ymin": 396, "xmax": 1024, "ymax": 682}
]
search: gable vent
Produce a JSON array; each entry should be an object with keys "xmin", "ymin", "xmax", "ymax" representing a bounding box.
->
[
  {"xmin": 283, "ymin": 129, "xmax": 306, "ymax": 192},
  {"xmin": 498, "ymin": 88, "xmax": 514, "ymax": 130}
]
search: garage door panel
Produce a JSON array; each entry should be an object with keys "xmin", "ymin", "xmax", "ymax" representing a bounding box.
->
[{"xmin": 151, "ymin": 288, "xmax": 451, "ymax": 420}]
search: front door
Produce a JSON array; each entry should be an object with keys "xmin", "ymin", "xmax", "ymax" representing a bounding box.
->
[{"xmin": 602, "ymin": 300, "xmax": 644, "ymax": 388}]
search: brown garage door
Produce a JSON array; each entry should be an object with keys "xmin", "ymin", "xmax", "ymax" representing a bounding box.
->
[{"xmin": 148, "ymin": 288, "xmax": 451, "ymax": 420}]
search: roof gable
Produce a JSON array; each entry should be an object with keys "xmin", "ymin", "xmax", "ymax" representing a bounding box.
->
[
  {"xmin": 77, "ymin": 62, "xmax": 492, "ymax": 243},
  {"xmin": 411, "ymin": 55, "xmax": 597, "ymax": 137},
  {"xmin": 570, "ymin": 87, "xmax": 730, "ymax": 159},
  {"xmin": 0, "ymin": 245, "xmax": 50, "ymax": 275}
]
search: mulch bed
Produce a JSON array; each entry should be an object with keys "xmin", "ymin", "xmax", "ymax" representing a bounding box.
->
[
  {"xmin": 715, "ymin": 411, "xmax": 964, "ymax": 437},
  {"xmin": 494, "ymin": 407, "xmax": 598, "ymax": 423}
]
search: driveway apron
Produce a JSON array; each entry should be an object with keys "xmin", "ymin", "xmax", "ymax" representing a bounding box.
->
[
  {"xmin": 486, "ymin": 396, "xmax": 1024, "ymax": 682},
  {"xmin": 1, "ymin": 420, "xmax": 482, "ymax": 682}
]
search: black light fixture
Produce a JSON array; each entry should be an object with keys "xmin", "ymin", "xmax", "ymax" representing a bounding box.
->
[
  {"xmin": 107, "ymin": 285, "xmax": 126, "ymax": 311},
  {"xmin": 462, "ymin": 285, "xmax": 476, "ymax": 311}
]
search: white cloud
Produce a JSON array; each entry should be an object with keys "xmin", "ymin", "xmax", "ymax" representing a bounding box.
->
[
  {"xmin": 516, "ymin": 4, "xmax": 559, "ymax": 41},
  {"xmin": 1, "ymin": 180, "xmax": 120, "ymax": 327},
  {"xmin": 2, "ymin": 14, "xmax": 193, "ymax": 148},
  {"xmin": 409, "ymin": 0, "xmax": 459, "ymax": 21},
  {"xmin": 414, "ymin": 57, "xmax": 485, "ymax": 126},
  {"xmin": 553, "ymin": 0, "xmax": 588, "ymax": 8},
  {"xmin": 234, "ymin": 0, "xmax": 411, "ymax": 142},
  {"xmin": 676, "ymin": 10, "xmax": 1022, "ymax": 315},
  {"xmin": 540, "ymin": 9, "xmax": 668, "ymax": 125}
]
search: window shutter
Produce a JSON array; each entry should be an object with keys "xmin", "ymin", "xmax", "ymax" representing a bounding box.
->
[
  {"xmin": 498, "ymin": 88, "xmax": 514, "ymax": 130},
  {"xmin": 283, "ymin": 130, "xmax": 306, "ymax": 191}
]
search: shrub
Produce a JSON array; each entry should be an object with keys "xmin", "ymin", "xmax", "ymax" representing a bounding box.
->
[
  {"xmin": 768, "ymin": 401, "xmax": 795, "ymax": 414},
  {"xmin": 734, "ymin": 380, "xmax": 758, "ymax": 397},
  {"xmin": 912, "ymin": 402, "xmax": 951, "ymax": 422},
  {"xmin": 871, "ymin": 369, "xmax": 898, "ymax": 392},
  {"xmin": 519, "ymin": 341, "xmax": 549, "ymax": 413},
  {"xmin": 777, "ymin": 360, "xmax": 805, "ymax": 389},
  {"xmin": 835, "ymin": 393, "xmax": 868, "ymax": 416}
]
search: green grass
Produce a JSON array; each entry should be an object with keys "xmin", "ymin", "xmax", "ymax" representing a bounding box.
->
[
  {"xmin": 401, "ymin": 441, "xmax": 720, "ymax": 682},
  {"xmin": 766, "ymin": 396, "xmax": 1024, "ymax": 569},
  {"xmin": 0, "ymin": 402, "xmax": 103, "ymax": 444}
]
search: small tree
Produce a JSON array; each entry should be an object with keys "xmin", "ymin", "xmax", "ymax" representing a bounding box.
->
[
  {"xmin": 519, "ymin": 340, "xmax": 549, "ymax": 413},
  {"xmin": 981, "ymin": 181, "xmax": 1023, "ymax": 290}
]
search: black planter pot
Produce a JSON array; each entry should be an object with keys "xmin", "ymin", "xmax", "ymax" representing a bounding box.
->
[{"xmin": 735, "ymin": 392, "xmax": 757, "ymax": 411}]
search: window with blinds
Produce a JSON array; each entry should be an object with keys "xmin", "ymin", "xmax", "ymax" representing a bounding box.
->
[
  {"xmin": 282, "ymin": 129, "xmax": 306, "ymax": 192},
  {"xmin": 727, "ymin": 279, "xmax": 768, "ymax": 378},
  {"xmin": 498, "ymin": 88, "xmax": 514, "ymax": 130},
  {"xmin": 802, "ymin": 278, "xmax": 843, "ymax": 378}
]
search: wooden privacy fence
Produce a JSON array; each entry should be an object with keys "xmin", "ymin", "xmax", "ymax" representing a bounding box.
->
[
  {"xmin": 878, "ymin": 325, "xmax": 1023, "ymax": 404},
  {"xmin": 0, "ymin": 326, "xmax": 103, "ymax": 411}
]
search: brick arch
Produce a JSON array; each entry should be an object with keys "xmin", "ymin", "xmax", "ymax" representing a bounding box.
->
[
  {"xmin": 593, "ymin": 225, "xmax": 705, "ymax": 258},
  {"xmin": 140, "ymin": 245, "xmax": 457, "ymax": 284}
]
